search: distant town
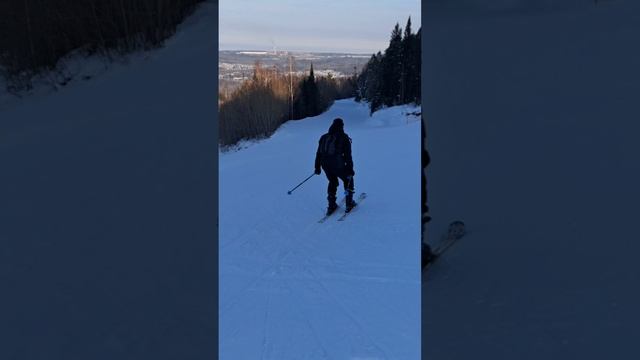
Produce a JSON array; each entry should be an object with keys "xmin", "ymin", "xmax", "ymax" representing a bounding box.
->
[{"xmin": 219, "ymin": 50, "xmax": 370, "ymax": 91}]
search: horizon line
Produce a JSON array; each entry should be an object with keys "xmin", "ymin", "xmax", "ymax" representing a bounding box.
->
[{"xmin": 219, "ymin": 49, "xmax": 379, "ymax": 55}]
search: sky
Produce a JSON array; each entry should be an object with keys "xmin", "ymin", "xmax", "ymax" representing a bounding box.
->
[{"xmin": 219, "ymin": 0, "xmax": 421, "ymax": 54}]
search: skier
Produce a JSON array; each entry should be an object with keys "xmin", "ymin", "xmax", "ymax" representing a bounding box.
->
[
  {"xmin": 422, "ymin": 117, "xmax": 431, "ymax": 224},
  {"xmin": 314, "ymin": 118, "xmax": 356, "ymax": 215},
  {"xmin": 421, "ymin": 117, "xmax": 434, "ymax": 269}
]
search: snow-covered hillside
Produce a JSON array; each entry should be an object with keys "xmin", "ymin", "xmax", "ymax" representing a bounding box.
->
[
  {"xmin": 220, "ymin": 99, "xmax": 421, "ymax": 359},
  {"xmin": 0, "ymin": 2, "xmax": 217, "ymax": 359},
  {"xmin": 424, "ymin": 0, "xmax": 640, "ymax": 359}
]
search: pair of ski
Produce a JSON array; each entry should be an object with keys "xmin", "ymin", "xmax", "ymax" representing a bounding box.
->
[
  {"xmin": 423, "ymin": 220, "xmax": 466, "ymax": 273},
  {"xmin": 318, "ymin": 192, "xmax": 367, "ymax": 223}
]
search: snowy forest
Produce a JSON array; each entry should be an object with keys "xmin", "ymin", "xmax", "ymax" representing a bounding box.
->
[
  {"xmin": 218, "ymin": 63, "xmax": 355, "ymax": 146},
  {"xmin": 355, "ymin": 17, "xmax": 421, "ymax": 114},
  {"xmin": 0, "ymin": 0, "xmax": 204, "ymax": 92},
  {"xmin": 219, "ymin": 17, "xmax": 421, "ymax": 147}
]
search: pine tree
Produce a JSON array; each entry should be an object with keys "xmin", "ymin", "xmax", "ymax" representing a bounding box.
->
[
  {"xmin": 293, "ymin": 62, "xmax": 321, "ymax": 118},
  {"xmin": 404, "ymin": 17, "xmax": 412, "ymax": 40},
  {"xmin": 307, "ymin": 62, "xmax": 320, "ymax": 115},
  {"xmin": 382, "ymin": 23, "xmax": 403, "ymax": 107},
  {"xmin": 356, "ymin": 53, "xmax": 378, "ymax": 103},
  {"xmin": 368, "ymin": 52, "xmax": 384, "ymax": 114},
  {"xmin": 355, "ymin": 20, "xmax": 421, "ymax": 114},
  {"xmin": 413, "ymin": 27, "xmax": 421, "ymax": 104},
  {"xmin": 401, "ymin": 17, "xmax": 413, "ymax": 104}
]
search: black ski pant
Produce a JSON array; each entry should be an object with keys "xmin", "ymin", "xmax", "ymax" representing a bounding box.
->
[{"xmin": 323, "ymin": 168, "xmax": 354, "ymax": 204}]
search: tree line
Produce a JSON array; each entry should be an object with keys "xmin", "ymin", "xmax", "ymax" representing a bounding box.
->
[
  {"xmin": 219, "ymin": 62, "xmax": 355, "ymax": 147},
  {"xmin": 355, "ymin": 17, "xmax": 421, "ymax": 114},
  {"xmin": 219, "ymin": 17, "xmax": 421, "ymax": 147},
  {"xmin": 0, "ymin": 0, "xmax": 204, "ymax": 92}
]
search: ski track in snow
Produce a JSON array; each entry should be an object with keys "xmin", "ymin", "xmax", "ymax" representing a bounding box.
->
[
  {"xmin": 302, "ymin": 266, "xmax": 390, "ymax": 359},
  {"xmin": 220, "ymin": 99, "xmax": 421, "ymax": 359}
]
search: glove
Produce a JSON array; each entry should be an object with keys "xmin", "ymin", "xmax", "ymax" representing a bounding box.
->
[{"xmin": 314, "ymin": 167, "xmax": 321, "ymax": 175}]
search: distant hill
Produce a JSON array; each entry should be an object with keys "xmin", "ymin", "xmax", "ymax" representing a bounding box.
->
[{"xmin": 219, "ymin": 50, "xmax": 369, "ymax": 83}]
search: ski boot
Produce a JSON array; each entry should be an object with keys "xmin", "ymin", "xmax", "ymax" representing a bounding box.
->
[
  {"xmin": 345, "ymin": 193, "xmax": 357, "ymax": 213},
  {"xmin": 326, "ymin": 201, "xmax": 338, "ymax": 216}
]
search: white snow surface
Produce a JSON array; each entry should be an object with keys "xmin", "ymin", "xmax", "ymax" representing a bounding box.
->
[
  {"xmin": 424, "ymin": 1, "xmax": 640, "ymax": 359},
  {"xmin": 220, "ymin": 99, "xmax": 421, "ymax": 359},
  {"xmin": 1, "ymin": 2, "xmax": 217, "ymax": 359}
]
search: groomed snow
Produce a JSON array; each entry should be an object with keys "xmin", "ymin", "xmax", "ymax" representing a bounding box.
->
[{"xmin": 220, "ymin": 99, "xmax": 422, "ymax": 359}]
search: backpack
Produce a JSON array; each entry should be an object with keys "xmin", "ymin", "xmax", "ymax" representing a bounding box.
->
[{"xmin": 319, "ymin": 134, "xmax": 338, "ymax": 156}]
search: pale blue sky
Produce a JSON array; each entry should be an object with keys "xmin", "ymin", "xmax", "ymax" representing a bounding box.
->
[{"xmin": 219, "ymin": 0, "xmax": 421, "ymax": 54}]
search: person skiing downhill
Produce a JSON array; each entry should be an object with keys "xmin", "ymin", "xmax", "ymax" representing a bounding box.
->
[{"xmin": 315, "ymin": 118, "xmax": 356, "ymax": 215}]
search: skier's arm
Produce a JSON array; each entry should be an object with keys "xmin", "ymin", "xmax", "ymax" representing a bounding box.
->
[
  {"xmin": 344, "ymin": 136, "xmax": 354, "ymax": 175},
  {"xmin": 314, "ymin": 139, "xmax": 322, "ymax": 174}
]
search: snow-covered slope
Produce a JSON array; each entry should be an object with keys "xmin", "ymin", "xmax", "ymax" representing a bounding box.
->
[
  {"xmin": 0, "ymin": 2, "xmax": 217, "ymax": 359},
  {"xmin": 424, "ymin": 1, "xmax": 640, "ymax": 359},
  {"xmin": 220, "ymin": 99, "xmax": 421, "ymax": 359}
]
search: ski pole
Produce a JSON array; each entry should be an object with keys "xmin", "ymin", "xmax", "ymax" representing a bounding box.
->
[{"xmin": 287, "ymin": 173, "xmax": 316, "ymax": 195}]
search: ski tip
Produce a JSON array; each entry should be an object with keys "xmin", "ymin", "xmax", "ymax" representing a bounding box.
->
[{"xmin": 447, "ymin": 220, "xmax": 466, "ymax": 239}]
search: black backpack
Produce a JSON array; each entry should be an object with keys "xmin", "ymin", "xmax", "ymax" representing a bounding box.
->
[{"xmin": 319, "ymin": 133, "xmax": 339, "ymax": 156}]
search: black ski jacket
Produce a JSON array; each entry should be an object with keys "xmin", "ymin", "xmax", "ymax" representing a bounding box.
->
[{"xmin": 315, "ymin": 123, "xmax": 354, "ymax": 175}]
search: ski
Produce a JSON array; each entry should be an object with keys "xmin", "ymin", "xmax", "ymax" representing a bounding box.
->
[
  {"xmin": 337, "ymin": 192, "xmax": 367, "ymax": 221},
  {"xmin": 422, "ymin": 220, "xmax": 465, "ymax": 273},
  {"xmin": 318, "ymin": 197, "xmax": 347, "ymax": 223}
]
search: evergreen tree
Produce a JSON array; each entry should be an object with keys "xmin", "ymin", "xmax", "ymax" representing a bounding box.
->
[
  {"xmin": 355, "ymin": 20, "xmax": 421, "ymax": 114},
  {"xmin": 413, "ymin": 28, "xmax": 422, "ymax": 104},
  {"xmin": 293, "ymin": 62, "xmax": 321, "ymax": 118},
  {"xmin": 355, "ymin": 53, "xmax": 378, "ymax": 102},
  {"xmin": 307, "ymin": 62, "xmax": 320, "ymax": 115},
  {"xmin": 382, "ymin": 23, "xmax": 403, "ymax": 107},
  {"xmin": 368, "ymin": 52, "xmax": 384, "ymax": 114},
  {"xmin": 401, "ymin": 17, "xmax": 414, "ymax": 104},
  {"xmin": 404, "ymin": 17, "xmax": 413, "ymax": 41}
]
